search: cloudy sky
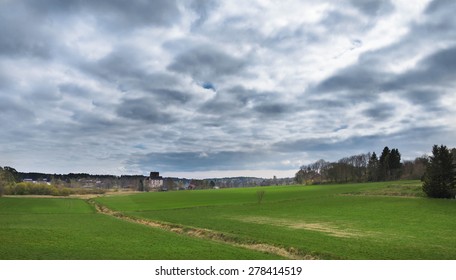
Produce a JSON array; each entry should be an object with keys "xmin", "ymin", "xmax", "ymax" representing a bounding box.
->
[{"xmin": 0, "ymin": 0, "xmax": 455, "ymax": 178}]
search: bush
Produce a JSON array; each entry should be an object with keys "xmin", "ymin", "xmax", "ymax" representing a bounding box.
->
[{"xmin": 4, "ymin": 182, "xmax": 106, "ymax": 196}]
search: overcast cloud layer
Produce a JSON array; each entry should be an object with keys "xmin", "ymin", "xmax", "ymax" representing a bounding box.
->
[{"xmin": 1, "ymin": 0, "xmax": 455, "ymax": 178}]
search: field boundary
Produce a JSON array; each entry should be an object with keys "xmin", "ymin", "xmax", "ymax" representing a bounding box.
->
[{"xmin": 87, "ymin": 199, "xmax": 318, "ymax": 260}]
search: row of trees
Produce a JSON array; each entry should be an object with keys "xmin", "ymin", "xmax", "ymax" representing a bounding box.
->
[
  {"xmin": 367, "ymin": 147, "xmax": 402, "ymax": 181},
  {"xmin": 295, "ymin": 146, "xmax": 429, "ymax": 184},
  {"xmin": 295, "ymin": 144, "xmax": 456, "ymax": 199}
]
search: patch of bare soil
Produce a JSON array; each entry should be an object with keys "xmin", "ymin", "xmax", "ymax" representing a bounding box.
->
[
  {"xmin": 87, "ymin": 200, "xmax": 317, "ymax": 260},
  {"xmin": 233, "ymin": 216, "xmax": 368, "ymax": 238}
]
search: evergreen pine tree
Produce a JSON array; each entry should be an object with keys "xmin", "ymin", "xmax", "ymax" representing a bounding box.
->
[
  {"xmin": 367, "ymin": 152, "xmax": 379, "ymax": 181},
  {"xmin": 422, "ymin": 145, "xmax": 456, "ymax": 198},
  {"xmin": 379, "ymin": 147, "xmax": 391, "ymax": 180},
  {"xmin": 389, "ymin": 148, "xmax": 402, "ymax": 179}
]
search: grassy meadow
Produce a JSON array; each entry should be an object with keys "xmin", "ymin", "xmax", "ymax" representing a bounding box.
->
[
  {"xmin": 95, "ymin": 180, "xmax": 456, "ymax": 259},
  {"xmin": 0, "ymin": 197, "xmax": 281, "ymax": 259},
  {"xmin": 1, "ymin": 180, "xmax": 456, "ymax": 259}
]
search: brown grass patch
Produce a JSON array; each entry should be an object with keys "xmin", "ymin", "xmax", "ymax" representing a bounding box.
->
[{"xmin": 232, "ymin": 216, "xmax": 367, "ymax": 238}]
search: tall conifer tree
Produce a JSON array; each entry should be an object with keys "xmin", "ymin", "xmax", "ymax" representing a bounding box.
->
[{"xmin": 423, "ymin": 145, "xmax": 456, "ymax": 198}]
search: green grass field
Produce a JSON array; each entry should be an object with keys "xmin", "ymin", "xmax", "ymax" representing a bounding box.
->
[
  {"xmin": 2, "ymin": 181, "xmax": 456, "ymax": 259},
  {"xmin": 95, "ymin": 181, "xmax": 456, "ymax": 259},
  {"xmin": 0, "ymin": 197, "xmax": 281, "ymax": 259}
]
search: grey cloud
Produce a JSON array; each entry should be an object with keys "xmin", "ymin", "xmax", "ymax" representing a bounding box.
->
[
  {"xmin": 0, "ymin": 96, "xmax": 35, "ymax": 121},
  {"xmin": 117, "ymin": 72, "xmax": 184, "ymax": 96},
  {"xmin": 26, "ymin": 0, "xmax": 181, "ymax": 29},
  {"xmin": 168, "ymin": 45, "xmax": 246, "ymax": 82},
  {"xmin": 0, "ymin": 0, "xmax": 180, "ymax": 60},
  {"xmin": 273, "ymin": 126, "xmax": 449, "ymax": 157},
  {"xmin": 80, "ymin": 47, "xmax": 187, "ymax": 100},
  {"xmin": 128, "ymin": 150, "xmax": 283, "ymax": 172},
  {"xmin": 190, "ymin": 0, "xmax": 218, "ymax": 27},
  {"xmin": 319, "ymin": 0, "xmax": 394, "ymax": 36},
  {"xmin": 349, "ymin": 0, "xmax": 394, "ymax": 16},
  {"xmin": 407, "ymin": 0, "xmax": 456, "ymax": 42},
  {"xmin": 116, "ymin": 97, "xmax": 177, "ymax": 124},
  {"xmin": 313, "ymin": 65, "xmax": 389, "ymax": 99},
  {"xmin": 58, "ymin": 83, "xmax": 95, "ymax": 98},
  {"xmin": 320, "ymin": 11, "xmax": 365, "ymax": 33},
  {"xmin": 197, "ymin": 85, "xmax": 301, "ymax": 130},
  {"xmin": 384, "ymin": 46, "xmax": 456, "ymax": 96},
  {"xmin": 82, "ymin": 47, "xmax": 147, "ymax": 82},
  {"xmin": 87, "ymin": 0, "xmax": 180, "ymax": 29},
  {"xmin": 151, "ymin": 89, "xmax": 193, "ymax": 105},
  {"xmin": 425, "ymin": 0, "xmax": 456, "ymax": 15},
  {"xmin": 403, "ymin": 90, "xmax": 444, "ymax": 107},
  {"xmin": 270, "ymin": 136, "xmax": 378, "ymax": 154},
  {"xmin": 255, "ymin": 103, "xmax": 288, "ymax": 115},
  {"xmin": 362, "ymin": 103, "xmax": 396, "ymax": 120},
  {"xmin": 313, "ymin": 26, "xmax": 456, "ymax": 109},
  {"xmin": 70, "ymin": 111, "xmax": 126, "ymax": 134},
  {"xmin": 199, "ymin": 86, "xmax": 253, "ymax": 115},
  {"xmin": 0, "ymin": 4, "xmax": 54, "ymax": 58}
]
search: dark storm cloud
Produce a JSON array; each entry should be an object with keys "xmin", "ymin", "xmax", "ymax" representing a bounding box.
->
[{"xmin": 168, "ymin": 45, "xmax": 246, "ymax": 82}]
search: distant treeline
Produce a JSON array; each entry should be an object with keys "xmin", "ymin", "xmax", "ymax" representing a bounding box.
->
[
  {"xmin": 0, "ymin": 167, "xmax": 147, "ymax": 192},
  {"xmin": 0, "ymin": 166, "xmax": 295, "ymax": 195},
  {"xmin": 4, "ymin": 169, "xmax": 129, "ymax": 182},
  {"xmin": 294, "ymin": 146, "xmax": 454, "ymax": 185}
]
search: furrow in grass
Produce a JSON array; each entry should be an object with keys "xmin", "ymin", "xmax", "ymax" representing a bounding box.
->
[{"xmin": 87, "ymin": 199, "xmax": 318, "ymax": 260}]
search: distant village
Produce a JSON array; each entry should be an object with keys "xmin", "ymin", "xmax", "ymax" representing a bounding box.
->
[{"xmin": 10, "ymin": 168, "xmax": 295, "ymax": 192}]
